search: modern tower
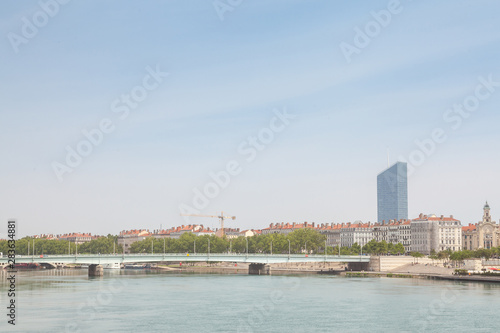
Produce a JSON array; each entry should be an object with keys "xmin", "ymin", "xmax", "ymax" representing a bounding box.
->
[{"xmin": 377, "ymin": 162, "xmax": 408, "ymax": 223}]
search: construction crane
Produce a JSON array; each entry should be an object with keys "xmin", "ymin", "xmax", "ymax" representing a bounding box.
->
[{"xmin": 180, "ymin": 211, "xmax": 236, "ymax": 237}]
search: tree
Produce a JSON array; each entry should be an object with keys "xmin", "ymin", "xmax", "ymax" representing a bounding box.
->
[
  {"xmin": 351, "ymin": 243, "xmax": 361, "ymax": 254},
  {"xmin": 410, "ymin": 252, "xmax": 424, "ymax": 263},
  {"xmin": 77, "ymin": 236, "xmax": 122, "ymax": 254},
  {"xmin": 374, "ymin": 241, "xmax": 388, "ymax": 255},
  {"xmin": 287, "ymin": 229, "xmax": 326, "ymax": 254},
  {"xmin": 394, "ymin": 243, "xmax": 405, "ymax": 255},
  {"xmin": 437, "ymin": 251, "xmax": 450, "ymax": 260},
  {"xmin": 474, "ymin": 248, "xmax": 493, "ymax": 259},
  {"xmin": 363, "ymin": 239, "xmax": 378, "ymax": 255}
]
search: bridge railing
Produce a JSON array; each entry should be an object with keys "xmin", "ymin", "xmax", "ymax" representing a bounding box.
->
[{"xmin": 11, "ymin": 253, "xmax": 365, "ymax": 257}]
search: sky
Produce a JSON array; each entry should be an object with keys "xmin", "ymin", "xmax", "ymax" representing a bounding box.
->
[{"xmin": 1, "ymin": 0, "xmax": 500, "ymax": 238}]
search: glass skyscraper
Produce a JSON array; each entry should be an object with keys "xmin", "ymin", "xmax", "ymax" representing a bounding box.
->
[{"xmin": 377, "ymin": 162, "xmax": 408, "ymax": 223}]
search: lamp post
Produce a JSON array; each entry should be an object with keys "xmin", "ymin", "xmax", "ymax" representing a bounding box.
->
[
  {"xmin": 194, "ymin": 240, "xmax": 196, "ymax": 255},
  {"xmin": 288, "ymin": 239, "xmax": 291, "ymax": 259},
  {"xmin": 246, "ymin": 237, "xmax": 249, "ymax": 258},
  {"xmin": 324, "ymin": 240, "xmax": 327, "ymax": 260},
  {"xmin": 152, "ymin": 240, "xmax": 154, "ymax": 255},
  {"xmin": 208, "ymin": 238, "xmax": 210, "ymax": 259},
  {"xmin": 163, "ymin": 238, "xmax": 166, "ymax": 255},
  {"xmin": 305, "ymin": 241, "xmax": 308, "ymax": 254},
  {"xmin": 271, "ymin": 240, "xmax": 273, "ymax": 255},
  {"xmin": 230, "ymin": 240, "xmax": 232, "ymax": 254}
]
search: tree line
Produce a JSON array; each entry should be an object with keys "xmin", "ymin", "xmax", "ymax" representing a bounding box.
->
[
  {"xmin": 1, "ymin": 229, "xmax": 410, "ymax": 256},
  {"xmin": 429, "ymin": 248, "xmax": 500, "ymax": 261},
  {"xmin": 127, "ymin": 229, "xmax": 407, "ymax": 256},
  {"xmin": 0, "ymin": 235, "xmax": 122, "ymax": 255}
]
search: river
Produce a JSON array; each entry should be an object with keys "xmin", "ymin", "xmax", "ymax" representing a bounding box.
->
[{"xmin": 1, "ymin": 269, "xmax": 499, "ymax": 332}]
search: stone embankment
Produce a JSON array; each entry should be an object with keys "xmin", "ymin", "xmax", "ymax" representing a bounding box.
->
[{"xmin": 173, "ymin": 261, "xmax": 344, "ymax": 274}]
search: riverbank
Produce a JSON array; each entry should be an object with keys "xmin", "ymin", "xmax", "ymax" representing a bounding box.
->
[
  {"xmin": 341, "ymin": 270, "xmax": 500, "ymax": 283},
  {"xmin": 162, "ymin": 261, "xmax": 344, "ymax": 275}
]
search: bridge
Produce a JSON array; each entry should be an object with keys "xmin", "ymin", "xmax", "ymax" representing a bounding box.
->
[{"xmin": 1, "ymin": 254, "xmax": 370, "ymax": 276}]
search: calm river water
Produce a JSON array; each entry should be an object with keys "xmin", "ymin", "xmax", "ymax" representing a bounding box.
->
[{"xmin": 1, "ymin": 269, "xmax": 499, "ymax": 332}]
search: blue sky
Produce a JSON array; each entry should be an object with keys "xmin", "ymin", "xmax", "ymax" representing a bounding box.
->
[{"xmin": 1, "ymin": 0, "xmax": 500, "ymax": 237}]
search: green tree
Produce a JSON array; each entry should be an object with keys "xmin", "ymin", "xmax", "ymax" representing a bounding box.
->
[
  {"xmin": 287, "ymin": 229, "xmax": 326, "ymax": 254},
  {"xmin": 394, "ymin": 243, "xmax": 405, "ymax": 255}
]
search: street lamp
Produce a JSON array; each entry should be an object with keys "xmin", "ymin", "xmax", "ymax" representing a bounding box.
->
[
  {"xmin": 151, "ymin": 240, "xmax": 154, "ymax": 255},
  {"xmin": 305, "ymin": 241, "xmax": 308, "ymax": 254},
  {"xmin": 208, "ymin": 238, "xmax": 210, "ymax": 258},
  {"xmin": 163, "ymin": 238, "xmax": 166, "ymax": 255},
  {"xmin": 246, "ymin": 237, "xmax": 249, "ymax": 258},
  {"xmin": 194, "ymin": 240, "xmax": 196, "ymax": 254},
  {"xmin": 230, "ymin": 240, "xmax": 232, "ymax": 254},
  {"xmin": 288, "ymin": 239, "xmax": 291, "ymax": 259},
  {"xmin": 271, "ymin": 240, "xmax": 273, "ymax": 255}
]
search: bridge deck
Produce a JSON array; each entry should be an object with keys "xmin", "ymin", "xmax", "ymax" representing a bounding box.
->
[{"xmin": 0, "ymin": 254, "xmax": 370, "ymax": 265}]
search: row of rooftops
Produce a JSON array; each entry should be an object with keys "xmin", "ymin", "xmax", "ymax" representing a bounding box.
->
[
  {"xmin": 30, "ymin": 233, "xmax": 100, "ymax": 240},
  {"xmin": 22, "ymin": 210, "xmax": 495, "ymax": 241},
  {"xmin": 462, "ymin": 222, "xmax": 500, "ymax": 232},
  {"xmin": 118, "ymin": 226, "xmax": 259, "ymax": 238},
  {"xmin": 264, "ymin": 221, "xmax": 405, "ymax": 231},
  {"xmin": 263, "ymin": 215, "xmax": 460, "ymax": 231}
]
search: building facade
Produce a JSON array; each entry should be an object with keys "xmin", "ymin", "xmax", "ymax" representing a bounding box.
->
[
  {"xmin": 339, "ymin": 222, "xmax": 374, "ymax": 248},
  {"xmin": 372, "ymin": 220, "xmax": 411, "ymax": 253},
  {"xmin": 261, "ymin": 222, "xmax": 316, "ymax": 235},
  {"xmin": 410, "ymin": 214, "xmax": 462, "ymax": 254},
  {"xmin": 377, "ymin": 162, "xmax": 408, "ymax": 223},
  {"xmin": 462, "ymin": 202, "xmax": 500, "ymax": 250},
  {"xmin": 58, "ymin": 233, "xmax": 97, "ymax": 245},
  {"xmin": 118, "ymin": 229, "xmax": 151, "ymax": 253}
]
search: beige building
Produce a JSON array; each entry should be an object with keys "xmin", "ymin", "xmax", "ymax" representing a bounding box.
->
[
  {"xmin": 373, "ymin": 220, "xmax": 411, "ymax": 253},
  {"xmin": 261, "ymin": 222, "xmax": 317, "ymax": 235},
  {"xmin": 317, "ymin": 223, "xmax": 341, "ymax": 247},
  {"xmin": 462, "ymin": 202, "xmax": 500, "ymax": 250},
  {"xmin": 58, "ymin": 233, "xmax": 97, "ymax": 245},
  {"xmin": 411, "ymin": 214, "xmax": 462, "ymax": 254},
  {"xmin": 118, "ymin": 229, "xmax": 151, "ymax": 253},
  {"xmin": 240, "ymin": 229, "xmax": 261, "ymax": 237}
]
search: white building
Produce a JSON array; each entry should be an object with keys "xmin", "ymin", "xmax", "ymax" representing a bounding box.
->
[
  {"xmin": 339, "ymin": 222, "xmax": 373, "ymax": 248},
  {"xmin": 410, "ymin": 214, "xmax": 462, "ymax": 254}
]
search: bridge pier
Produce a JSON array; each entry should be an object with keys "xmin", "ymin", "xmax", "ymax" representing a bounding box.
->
[
  {"xmin": 346, "ymin": 262, "xmax": 370, "ymax": 272},
  {"xmin": 249, "ymin": 263, "xmax": 271, "ymax": 275},
  {"xmin": 88, "ymin": 264, "xmax": 103, "ymax": 277}
]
